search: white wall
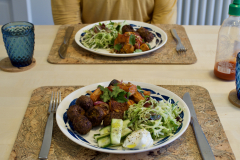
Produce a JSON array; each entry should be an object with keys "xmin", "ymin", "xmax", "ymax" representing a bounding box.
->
[
  {"xmin": 0, "ymin": 0, "xmax": 13, "ymax": 25},
  {"xmin": 28, "ymin": 0, "xmax": 54, "ymax": 25},
  {"xmin": 0, "ymin": 0, "xmax": 54, "ymax": 25}
]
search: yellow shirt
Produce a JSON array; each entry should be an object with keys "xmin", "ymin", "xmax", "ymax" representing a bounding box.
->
[{"xmin": 51, "ymin": 0, "xmax": 177, "ymax": 25}]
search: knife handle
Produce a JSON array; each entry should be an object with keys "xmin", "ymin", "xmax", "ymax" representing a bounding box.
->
[
  {"xmin": 38, "ymin": 113, "xmax": 54, "ymax": 159},
  {"xmin": 191, "ymin": 117, "xmax": 215, "ymax": 160},
  {"xmin": 63, "ymin": 26, "xmax": 74, "ymax": 44}
]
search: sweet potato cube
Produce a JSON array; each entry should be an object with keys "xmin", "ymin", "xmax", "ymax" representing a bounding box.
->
[
  {"xmin": 132, "ymin": 91, "xmax": 145, "ymax": 103},
  {"xmin": 127, "ymin": 99, "xmax": 135, "ymax": 107},
  {"xmin": 143, "ymin": 90, "xmax": 151, "ymax": 96},
  {"xmin": 90, "ymin": 88, "xmax": 102, "ymax": 102}
]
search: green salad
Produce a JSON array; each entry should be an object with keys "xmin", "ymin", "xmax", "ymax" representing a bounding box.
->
[
  {"xmin": 124, "ymin": 96, "xmax": 183, "ymax": 140},
  {"xmin": 81, "ymin": 21, "xmax": 127, "ymax": 49}
]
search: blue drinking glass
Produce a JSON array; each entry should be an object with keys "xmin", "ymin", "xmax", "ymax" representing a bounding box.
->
[
  {"xmin": 236, "ymin": 52, "xmax": 240, "ymax": 99},
  {"xmin": 1, "ymin": 21, "xmax": 35, "ymax": 67}
]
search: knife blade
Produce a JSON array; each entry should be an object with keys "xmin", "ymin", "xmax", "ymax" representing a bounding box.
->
[
  {"xmin": 58, "ymin": 26, "xmax": 74, "ymax": 59},
  {"xmin": 183, "ymin": 92, "xmax": 215, "ymax": 160}
]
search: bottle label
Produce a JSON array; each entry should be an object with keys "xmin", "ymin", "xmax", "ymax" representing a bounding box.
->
[
  {"xmin": 217, "ymin": 61, "xmax": 236, "ymax": 74},
  {"xmin": 218, "ymin": 65, "xmax": 231, "ymax": 74}
]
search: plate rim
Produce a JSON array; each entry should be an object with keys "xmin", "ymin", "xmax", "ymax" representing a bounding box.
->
[
  {"xmin": 74, "ymin": 20, "xmax": 168, "ymax": 57},
  {"xmin": 56, "ymin": 81, "xmax": 190, "ymax": 154}
]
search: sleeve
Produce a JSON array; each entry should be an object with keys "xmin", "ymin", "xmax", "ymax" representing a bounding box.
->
[
  {"xmin": 151, "ymin": 0, "xmax": 177, "ymax": 24},
  {"xmin": 51, "ymin": 0, "xmax": 82, "ymax": 25}
]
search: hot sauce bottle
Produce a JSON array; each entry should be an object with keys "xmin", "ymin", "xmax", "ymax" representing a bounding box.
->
[{"xmin": 214, "ymin": 0, "xmax": 240, "ymax": 80}]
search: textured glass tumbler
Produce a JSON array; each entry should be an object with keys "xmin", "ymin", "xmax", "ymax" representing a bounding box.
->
[
  {"xmin": 1, "ymin": 21, "xmax": 35, "ymax": 67},
  {"xmin": 236, "ymin": 52, "xmax": 240, "ymax": 99}
]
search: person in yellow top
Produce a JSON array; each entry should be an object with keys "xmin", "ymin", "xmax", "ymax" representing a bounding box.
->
[{"xmin": 51, "ymin": 0, "xmax": 177, "ymax": 25}]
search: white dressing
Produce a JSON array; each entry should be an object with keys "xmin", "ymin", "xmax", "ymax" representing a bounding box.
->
[{"xmin": 123, "ymin": 129, "xmax": 153, "ymax": 149}]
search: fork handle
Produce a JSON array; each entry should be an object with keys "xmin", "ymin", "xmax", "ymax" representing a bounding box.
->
[
  {"xmin": 170, "ymin": 28, "xmax": 181, "ymax": 42},
  {"xmin": 39, "ymin": 113, "xmax": 54, "ymax": 159}
]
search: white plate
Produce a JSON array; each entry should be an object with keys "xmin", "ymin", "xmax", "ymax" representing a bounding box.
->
[
  {"xmin": 56, "ymin": 81, "xmax": 190, "ymax": 154},
  {"xmin": 74, "ymin": 20, "xmax": 167, "ymax": 57}
]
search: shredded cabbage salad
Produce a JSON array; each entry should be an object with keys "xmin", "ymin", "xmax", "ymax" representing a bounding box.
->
[
  {"xmin": 124, "ymin": 97, "xmax": 183, "ymax": 140},
  {"xmin": 81, "ymin": 21, "xmax": 128, "ymax": 49}
]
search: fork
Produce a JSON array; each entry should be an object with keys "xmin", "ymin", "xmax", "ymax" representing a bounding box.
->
[
  {"xmin": 39, "ymin": 91, "xmax": 61, "ymax": 159},
  {"xmin": 170, "ymin": 28, "xmax": 187, "ymax": 54}
]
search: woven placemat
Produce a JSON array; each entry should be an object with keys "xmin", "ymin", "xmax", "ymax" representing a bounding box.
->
[
  {"xmin": 47, "ymin": 24, "xmax": 197, "ymax": 64},
  {"xmin": 9, "ymin": 85, "xmax": 235, "ymax": 160}
]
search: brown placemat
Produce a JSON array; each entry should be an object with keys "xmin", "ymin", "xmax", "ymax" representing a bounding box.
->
[
  {"xmin": 9, "ymin": 85, "xmax": 235, "ymax": 160},
  {"xmin": 47, "ymin": 24, "xmax": 197, "ymax": 64}
]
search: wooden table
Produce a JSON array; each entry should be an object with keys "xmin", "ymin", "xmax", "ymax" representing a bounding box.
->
[{"xmin": 0, "ymin": 25, "xmax": 239, "ymax": 160}]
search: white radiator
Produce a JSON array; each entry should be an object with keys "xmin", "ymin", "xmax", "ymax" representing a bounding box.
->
[{"xmin": 177, "ymin": 0, "xmax": 233, "ymax": 25}]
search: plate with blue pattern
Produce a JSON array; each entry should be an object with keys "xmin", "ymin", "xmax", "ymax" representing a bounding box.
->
[
  {"xmin": 56, "ymin": 81, "xmax": 190, "ymax": 154},
  {"xmin": 74, "ymin": 20, "xmax": 167, "ymax": 57}
]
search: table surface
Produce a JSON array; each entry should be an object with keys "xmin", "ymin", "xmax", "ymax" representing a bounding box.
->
[{"xmin": 0, "ymin": 25, "xmax": 239, "ymax": 160}]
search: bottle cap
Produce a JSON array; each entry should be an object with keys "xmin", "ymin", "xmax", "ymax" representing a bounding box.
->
[{"xmin": 229, "ymin": 0, "xmax": 240, "ymax": 16}]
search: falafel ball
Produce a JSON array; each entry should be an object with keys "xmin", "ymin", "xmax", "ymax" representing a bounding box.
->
[
  {"xmin": 136, "ymin": 27, "xmax": 154, "ymax": 42},
  {"xmin": 67, "ymin": 104, "xmax": 85, "ymax": 122},
  {"xmin": 86, "ymin": 106, "xmax": 104, "ymax": 127},
  {"xmin": 95, "ymin": 102, "xmax": 109, "ymax": 118},
  {"xmin": 73, "ymin": 115, "xmax": 92, "ymax": 135},
  {"xmin": 76, "ymin": 95, "xmax": 94, "ymax": 111},
  {"xmin": 103, "ymin": 112, "xmax": 123, "ymax": 126},
  {"xmin": 108, "ymin": 79, "xmax": 120, "ymax": 87},
  {"xmin": 122, "ymin": 25, "xmax": 135, "ymax": 34}
]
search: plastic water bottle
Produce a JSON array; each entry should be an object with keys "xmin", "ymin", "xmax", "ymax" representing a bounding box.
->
[{"xmin": 214, "ymin": 0, "xmax": 240, "ymax": 80}]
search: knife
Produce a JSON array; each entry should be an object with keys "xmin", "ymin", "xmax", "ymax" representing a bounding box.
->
[
  {"xmin": 58, "ymin": 26, "xmax": 74, "ymax": 59},
  {"xmin": 183, "ymin": 92, "xmax": 215, "ymax": 160}
]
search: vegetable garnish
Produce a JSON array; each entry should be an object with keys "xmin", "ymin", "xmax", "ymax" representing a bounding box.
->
[
  {"xmin": 82, "ymin": 21, "xmax": 128, "ymax": 50},
  {"xmin": 114, "ymin": 44, "xmax": 122, "ymax": 51},
  {"xmin": 129, "ymin": 35, "xmax": 136, "ymax": 46},
  {"xmin": 146, "ymin": 43, "xmax": 151, "ymax": 49},
  {"xmin": 124, "ymin": 97, "xmax": 183, "ymax": 140},
  {"xmin": 133, "ymin": 49, "xmax": 142, "ymax": 53},
  {"xmin": 136, "ymin": 85, "xmax": 144, "ymax": 94},
  {"xmin": 98, "ymin": 85, "xmax": 130, "ymax": 103}
]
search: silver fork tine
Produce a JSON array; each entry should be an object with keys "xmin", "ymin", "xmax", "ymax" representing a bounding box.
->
[
  {"xmin": 52, "ymin": 92, "xmax": 55, "ymax": 111},
  {"xmin": 59, "ymin": 91, "xmax": 61, "ymax": 103},
  {"xmin": 56, "ymin": 91, "xmax": 59, "ymax": 110},
  {"xmin": 48, "ymin": 92, "xmax": 53, "ymax": 113},
  {"xmin": 55, "ymin": 92, "xmax": 60, "ymax": 112},
  {"xmin": 56, "ymin": 91, "xmax": 61, "ymax": 110}
]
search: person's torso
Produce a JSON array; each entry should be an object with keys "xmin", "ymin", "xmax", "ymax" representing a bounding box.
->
[{"xmin": 80, "ymin": 0, "xmax": 155, "ymax": 23}]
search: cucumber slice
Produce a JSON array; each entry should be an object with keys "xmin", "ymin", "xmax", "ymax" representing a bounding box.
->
[
  {"xmin": 122, "ymin": 119, "xmax": 130, "ymax": 129},
  {"xmin": 97, "ymin": 136, "xmax": 111, "ymax": 148},
  {"xmin": 99, "ymin": 126, "xmax": 111, "ymax": 135},
  {"xmin": 93, "ymin": 134, "xmax": 100, "ymax": 138},
  {"xmin": 110, "ymin": 119, "xmax": 123, "ymax": 145},
  {"xmin": 121, "ymin": 127, "xmax": 132, "ymax": 140},
  {"xmin": 95, "ymin": 133, "xmax": 110, "ymax": 141}
]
